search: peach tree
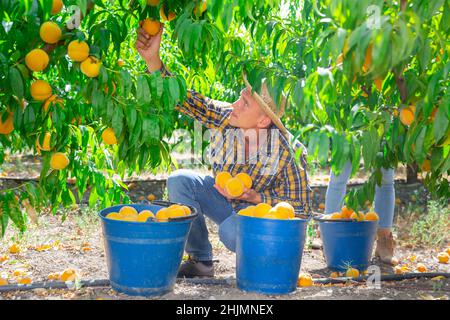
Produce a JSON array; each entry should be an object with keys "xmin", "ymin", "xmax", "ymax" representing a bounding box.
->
[{"xmin": 0, "ymin": 0, "xmax": 448, "ymax": 235}]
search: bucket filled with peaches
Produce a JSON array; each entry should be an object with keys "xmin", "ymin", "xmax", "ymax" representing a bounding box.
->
[
  {"xmin": 215, "ymin": 170, "xmax": 309, "ymax": 294},
  {"xmin": 98, "ymin": 201, "xmax": 197, "ymax": 296},
  {"xmin": 236, "ymin": 201, "xmax": 309, "ymax": 295},
  {"xmin": 314, "ymin": 206, "xmax": 379, "ymax": 272}
]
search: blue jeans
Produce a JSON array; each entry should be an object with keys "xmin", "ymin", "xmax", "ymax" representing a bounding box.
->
[
  {"xmin": 167, "ymin": 169, "xmax": 241, "ymax": 261},
  {"xmin": 325, "ymin": 162, "xmax": 395, "ymax": 229}
]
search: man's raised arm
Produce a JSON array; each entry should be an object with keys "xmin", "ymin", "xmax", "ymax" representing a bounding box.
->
[
  {"xmin": 135, "ymin": 22, "xmax": 163, "ymax": 73},
  {"xmin": 135, "ymin": 24, "xmax": 231, "ymax": 129}
]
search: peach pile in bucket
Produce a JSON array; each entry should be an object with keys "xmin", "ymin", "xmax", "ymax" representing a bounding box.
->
[
  {"xmin": 323, "ymin": 206, "xmax": 379, "ymax": 222},
  {"xmin": 237, "ymin": 202, "xmax": 298, "ymax": 220},
  {"xmin": 106, "ymin": 204, "xmax": 191, "ymax": 223}
]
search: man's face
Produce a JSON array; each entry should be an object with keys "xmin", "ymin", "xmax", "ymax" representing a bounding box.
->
[{"xmin": 228, "ymin": 88, "xmax": 271, "ymax": 130}]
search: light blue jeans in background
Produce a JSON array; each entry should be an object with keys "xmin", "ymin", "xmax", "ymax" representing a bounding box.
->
[
  {"xmin": 325, "ymin": 162, "xmax": 395, "ymax": 229},
  {"xmin": 167, "ymin": 169, "xmax": 243, "ymax": 262}
]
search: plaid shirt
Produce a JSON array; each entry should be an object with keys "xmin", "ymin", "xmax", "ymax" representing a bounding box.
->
[{"xmin": 158, "ymin": 66, "xmax": 311, "ymax": 213}]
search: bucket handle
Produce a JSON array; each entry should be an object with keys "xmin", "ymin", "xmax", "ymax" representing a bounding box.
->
[
  {"xmin": 312, "ymin": 213, "xmax": 357, "ymax": 222},
  {"xmin": 295, "ymin": 210, "xmax": 312, "ymax": 221},
  {"xmin": 144, "ymin": 199, "xmax": 198, "ymax": 222},
  {"xmin": 150, "ymin": 199, "xmax": 175, "ymax": 207}
]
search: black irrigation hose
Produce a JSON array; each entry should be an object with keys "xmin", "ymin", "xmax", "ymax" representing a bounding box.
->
[
  {"xmin": 0, "ymin": 279, "xmax": 110, "ymax": 293},
  {"xmin": 313, "ymin": 272, "xmax": 450, "ymax": 285},
  {"xmin": 0, "ymin": 278, "xmax": 233, "ymax": 293},
  {"xmin": 0, "ymin": 273, "xmax": 448, "ymax": 293}
]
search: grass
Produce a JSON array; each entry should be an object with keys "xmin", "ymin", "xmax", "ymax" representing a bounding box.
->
[
  {"xmin": 305, "ymin": 219, "xmax": 317, "ymax": 249},
  {"xmin": 162, "ymin": 187, "xmax": 169, "ymax": 201},
  {"xmin": 396, "ymin": 200, "xmax": 450, "ymax": 249},
  {"xmin": 71, "ymin": 205, "xmax": 101, "ymax": 235},
  {"xmin": 0, "ymin": 204, "xmax": 101, "ymax": 250}
]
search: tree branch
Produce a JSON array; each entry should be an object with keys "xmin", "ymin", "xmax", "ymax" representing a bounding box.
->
[
  {"xmin": 400, "ymin": 0, "xmax": 407, "ymax": 11},
  {"xmin": 361, "ymin": 84, "xmax": 371, "ymax": 98},
  {"xmin": 394, "ymin": 0, "xmax": 409, "ymax": 103},
  {"xmin": 394, "ymin": 69, "xmax": 408, "ymax": 103}
]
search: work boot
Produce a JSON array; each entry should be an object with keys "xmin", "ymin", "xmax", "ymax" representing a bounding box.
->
[
  {"xmin": 375, "ymin": 229, "xmax": 398, "ymax": 266},
  {"xmin": 311, "ymin": 238, "xmax": 323, "ymax": 250},
  {"xmin": 177, "ymin": 257, "xmax": 214, "ymax": 278},
  {"xmin": 311, "ymin": 228, "xmax": 323, "ymax": 250}
]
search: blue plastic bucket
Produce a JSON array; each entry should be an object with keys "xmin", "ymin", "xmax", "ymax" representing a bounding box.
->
[
  {"xmin": 98, "ymin": 202, "xmax": 196, "ymax": 296},
  {"xmin": 315, "ymin": 215, "xmax": 378, "ymax": 271},
  {"xmin": 236, "ymin": 215, "xmax": 308, "ymax": 295}
]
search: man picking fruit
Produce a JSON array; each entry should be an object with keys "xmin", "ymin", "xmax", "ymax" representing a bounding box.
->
[{"xmin": 136, "ymin": 24, "xmax": 311, "ymax": 278}]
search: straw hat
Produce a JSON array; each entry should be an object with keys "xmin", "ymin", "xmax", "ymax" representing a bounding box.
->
[{"xmin": 242, "ymin": 73, "xmax": 288, "ymax": 135}]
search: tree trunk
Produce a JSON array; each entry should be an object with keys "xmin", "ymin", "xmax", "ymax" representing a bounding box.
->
[{"xmin": 406, "ymin": 164, "xmax": 418, "ymax": 184}]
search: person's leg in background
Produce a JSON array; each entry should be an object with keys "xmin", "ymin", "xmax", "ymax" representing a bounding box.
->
[
  {"xmin": 374, "ymin": 167, "xmax": 398, "ymax": 265},
  {"xmin": 325, "ymin": 161, "xmax": 352, "ymax": 214},
  {"xmin": 311, "ymin": 162, "xmax": 353, "ymax": 249},
  {"xmin": 325, "ymin": 162, "xmax": 398, "ymax": 265},
  {"xmin": 167, "ymin": 169, "xmax": 235, "ymax": 277}
]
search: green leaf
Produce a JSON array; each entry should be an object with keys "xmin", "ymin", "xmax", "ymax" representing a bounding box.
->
[
  {"xmin": 361, "ymin": 130, "xmax": 375, "ymax": 169},
  {"xmin": 152, "ymin": 73, "xmax": 164, "ymax": 99},
  {"xmin": 130, "ymin": 116, "xmax": 143, "ymax": 147},
  {"xmin": 330, "ymin": 134, "xmax": 347, "ymax": 174},
  {"xmin": 434, "ymin": 105, "xmax": 449, "ymax": 142},
  {"xmin": 350, "ymin": 136, "xmax": 361, "ymax": 176},
  {"xmin": 22, "ymin": 104, "xmax": 35, "ymax": 130},
  {"xmin": 0, "ymin": 194, "xmax": 10, "ymax": 237},
  {"xmin": 112, "ymin": 105, "xmax": 124, "ymax": 138},
  {"xmin": 272, "ymin": 29, "xmax": 285, "ymax": 59},
  {"xmin": 431, "ymin": 147, "xmax": 445, "ymax": 170},
  {"xmin": 125, "ymin": 105, "xmax": 137, "ymax": 130},
  {"xmin": 120, "ymin": 69, "xmax": 132, "ymax": 97},
  {"xmin": 440, "ymin": 152, "xmax": 450, "ymax": 174},
  {"xmin": 77, "ymin": 0, "xmax": 90, "ymax": 17},
  {"xmin": 317, "ymin": 132, "xmax": 330, "ymax": 165},
  {"xmin": 221, "ymin": 2, "xmax": 234, "ymax": 31},
  {"xmin": 142, "ymin": 117, "xmax": 160, "ymax": 143},
  {"xmin": 413, "ymin": 126, "xmax": 427, "ymax": 163},
  {"xmin": 307, "ymin": 131, "xmax": 320, "ymax": 157},
  {"xmin": 89, "ymin": 189, "xmax": 98, "ymax": 207},
  {"xmin": 176, "ymin": 76, "xmax": 187, "ymax": 103},
  {"xmin": 106, "ymin": 98, "xmax": 114, "ymax": 121},
  {"xmin": 190, "ymin": 23, "xmax": 203, "ymax": 52},
  {"xmin": 9, "ymin": 67, "xmax": 24, "ymax": 100},
  {"xmin": 149, "ymin": 144, "xmax": 162, "ymax": 167},
  {"xmin": 441, "ymin": 0, "xmax": 450, "ymax": 32},
  {"xmin": 91, "ymin": 89, "xmax": 105, "ymax": 118},
  {"xmin": 137, "ymin": 75, "xmax": 151, "ymax": 105},
  {"xmin": 168, "ymin": 76, "xmax": 181, "ymax": 104},
  {"xmin": 3, "ymin": 192, "xmax": 25, "ymax": 232},
  {"xmin": 139, "ymin": 148, "xmax": 150, "ymax": 171}
]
